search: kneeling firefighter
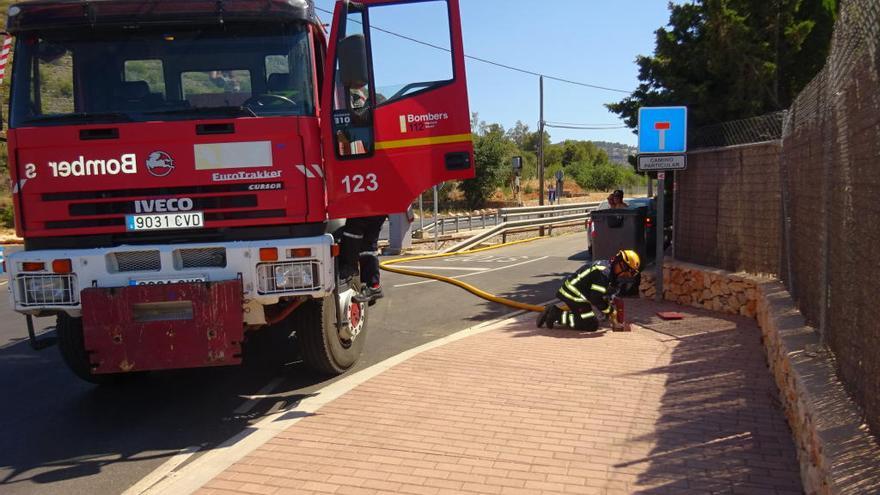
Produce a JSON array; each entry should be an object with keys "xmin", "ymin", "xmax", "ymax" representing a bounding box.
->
[{"xmin": 538, "ymin": 249, "xmax": 641, "ymax": 331}]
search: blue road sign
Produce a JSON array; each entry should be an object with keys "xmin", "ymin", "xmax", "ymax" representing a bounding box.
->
[{"xmin": 638, "ymin": 106, "xmax": 688, "ymax": 154}]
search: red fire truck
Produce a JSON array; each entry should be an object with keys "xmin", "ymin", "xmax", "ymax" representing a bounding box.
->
[{"xmin": 2, "ymin": 0, "xmax": 473, "ymax": 382}]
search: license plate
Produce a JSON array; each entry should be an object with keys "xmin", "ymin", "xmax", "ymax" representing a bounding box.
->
[
  {"xmin": 129, "ymin": 276, "xmax": 207, "ymax": 286},
  {"xmin": 126, "ymin": 212, "xmax": 204, "ymax": 231}
]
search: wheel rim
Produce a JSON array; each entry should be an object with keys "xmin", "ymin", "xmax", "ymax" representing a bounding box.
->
[
  {"xmin": 347, "ymin": 301, "xmax": 364, "ymax": 341},
  {"xmin": 338, "ymin": 296, "xmax": 365, "ymax": 347}
]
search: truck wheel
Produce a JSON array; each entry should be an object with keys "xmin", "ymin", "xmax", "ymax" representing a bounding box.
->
[
  {"xmin": 56, "ymin": 313, "xmax": 124, "ymax": 385},
  {"xmin": 297, "ymin": 294, "xmax": 367, "ymax": 375}
]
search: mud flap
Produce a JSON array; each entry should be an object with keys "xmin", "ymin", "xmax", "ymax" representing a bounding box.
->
[{"xmin": 80, "ymin": 280, "xmax": 243, "ymax": 374}]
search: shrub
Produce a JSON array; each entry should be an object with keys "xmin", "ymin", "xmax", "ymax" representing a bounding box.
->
[
  {"xmin": 0, "ymin": 207, "xmax": 14, "ymax": 228},
  {"xmin": 572, "ymin": 162, "xmax": 640, "ymax": 191}
]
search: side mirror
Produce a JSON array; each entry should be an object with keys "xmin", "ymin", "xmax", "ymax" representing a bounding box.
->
[{"xmin": 338, "ymin": 34, "xmax": 368, "ymax": 88}]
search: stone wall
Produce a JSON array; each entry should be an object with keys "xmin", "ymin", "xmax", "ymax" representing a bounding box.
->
[
  {"xmin": 639, "ymin": 261, "xmax": 765, "ymax": 318},
  {"xmin": 640, "ymin": 260, "xmax": 880, "ymax": 494}
]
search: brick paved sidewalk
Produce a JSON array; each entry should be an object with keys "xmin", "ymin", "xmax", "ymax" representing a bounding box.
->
[{"xmin": 197, "ymin": 299, "xmax": 802, "ymax": 495}]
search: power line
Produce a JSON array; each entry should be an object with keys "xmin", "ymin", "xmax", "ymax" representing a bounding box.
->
[
  {"xmin": 544, "ymin": 120, "xmax": 627, "ymax": 129},
  {"xmin": 313, "ymin": 5, "xmax": 631, "ymax": 94},
  {"xmin": 544, "ymin": 123, "xmax": 628, "ymax": 130}
]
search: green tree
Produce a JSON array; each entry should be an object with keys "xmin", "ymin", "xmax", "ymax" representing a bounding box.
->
[
  {"xmin": 505, "ymin": 120, "xmax": 531, "ymax": 149},
  {"xmin": 571, "ymin": 162, "xmax": 640, "ymax": 191},
  {"xmin": 607, "ymin": 0, "xmax": 837, "ymax": 129},
  {"xmin": 560, "ymin": 140, "xmax": 607, "ymax": 168},
  {"xmin": 460, "ymin": 124, "xmax": 514, "ymax": 209},
  {"xmin": 543, "ymin": 143, "xmax": 564, "ymax": 171},
  {"xmin": 522, "ymin": 129, "xmax": 551, "ymax": 153}
]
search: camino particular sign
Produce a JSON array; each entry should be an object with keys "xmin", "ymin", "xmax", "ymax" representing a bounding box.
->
[{"xmin": 638, "ymin": 154, "xmax": 687, "ymax": 171}]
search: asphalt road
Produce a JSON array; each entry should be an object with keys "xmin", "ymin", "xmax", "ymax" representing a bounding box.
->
[{"xmin": 0, "ymin": 233, "xmax": 589, "ymax": 495}]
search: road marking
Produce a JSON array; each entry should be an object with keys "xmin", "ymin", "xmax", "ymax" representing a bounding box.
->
[
  {"xmin": 395, "ymin": 265, "xmax": 489, "ymax": 272},
  {"xmin": 393, "ymin": 256, "xmax": 549, "ymax": 288},
  {"xmin": 133, "ymin": 313, "xmax": 530, "ymax": 495},
  {"xmin": 232, "ymin": 377, "xmax": 285, "ymax": 415},
  {"xmin": 0, "ymin": 280, "xmax": 8, "ymax": 286},
  {"xmin": 446, "ymin": 255, "xmax": 528, "ymax": 263},
  {"xmin": 126, "ymin": 376, "xmax": 284, "ymax": 494},
  {"xmin": 121, "ymin": 446, "xmax": 201, "ymax": 495}
]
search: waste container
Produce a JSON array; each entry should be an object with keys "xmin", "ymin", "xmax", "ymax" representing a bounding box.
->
[
  {"xmin": 386, "ymin": 206, "xmax": 414, "ymax": 255},
  {"xmin": 589, "ymin": 208, "xmax": 647, "ymax": 264}
]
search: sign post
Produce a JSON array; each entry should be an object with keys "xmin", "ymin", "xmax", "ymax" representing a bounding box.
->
[{"xmin": 637, "ymin": 106, "xmax": 687, "ymax": 302}]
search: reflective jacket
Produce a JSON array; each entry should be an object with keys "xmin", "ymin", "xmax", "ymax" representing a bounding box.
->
[{"xmin": 556, "ymin": 260, "xmax": 617, "ymax": 316}]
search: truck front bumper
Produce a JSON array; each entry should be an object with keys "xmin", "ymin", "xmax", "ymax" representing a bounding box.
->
[
  {"xmin": 5, "ymin": 235, "xmax": 336, "ymax": 318},
  {"xmin": 81, "ymin": 279, "xmax": 244, "ymax": 373}
]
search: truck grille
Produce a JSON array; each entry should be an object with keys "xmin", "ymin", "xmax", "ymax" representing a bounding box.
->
[
  {"xmin": 111, "ymin": 251, "xmax": 161, "ymax": 272},
  {"xmin": 37, "ymin": 183, "xmax": 288, "ymax": 233},
  {"xmin": 177, "ymin": 247, "xmax": 226, "ymax": 269},
  {"xmin": 67, "ymin": 194, "xmax": 257, "ymax": 216}
]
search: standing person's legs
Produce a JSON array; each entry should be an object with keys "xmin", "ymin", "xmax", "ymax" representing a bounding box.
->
[
  {"xmin": 358, "ymin": 216, "xmax": 385, "ymax": 288},
  {"xmin": 340, "ymin": 217, "xmax": 369, "ymax": 280}
]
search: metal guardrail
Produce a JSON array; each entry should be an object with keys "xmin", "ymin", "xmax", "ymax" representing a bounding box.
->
[
  {"xmin": 414, "ymin": 202, "xmax": 602, "ymax": 238},
  {"xmin": 443, "ymin": 203, "xmax": 601, "ymax": 253},
  {"xmin": 414, "ymin": 211, "xmax": 501, "ymax": 236},
  {"xmin": 500, "ymin": 202, "xmax": 601, "ymax": 222}
]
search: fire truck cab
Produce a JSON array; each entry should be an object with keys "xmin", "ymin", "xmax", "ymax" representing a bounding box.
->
[{"xmin": 2, "ymin": 0, "xmax": 474, "ymax": 382}]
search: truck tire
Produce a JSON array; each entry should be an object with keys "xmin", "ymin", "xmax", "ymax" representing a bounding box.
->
[
  {"xmin": 297, "ymin": 295, "xmax": 367, "ymax": 375},
  {"xmin": 56, "ymin": 313, "xmax": 123, "ymax": 385}
]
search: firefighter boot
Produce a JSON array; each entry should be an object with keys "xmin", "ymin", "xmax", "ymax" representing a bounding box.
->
[
  {"xmin": 537, "ymin": 304, "xmax": 562, "ymax": 329},
  {"xmin": 353, "ymin": 284, "xmax": 382, "ymax": 304}
]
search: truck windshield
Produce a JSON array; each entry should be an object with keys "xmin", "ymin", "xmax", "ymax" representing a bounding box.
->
[{"xmin": 9, "ymin": 25, "xmax": 314, "ymax": 128}]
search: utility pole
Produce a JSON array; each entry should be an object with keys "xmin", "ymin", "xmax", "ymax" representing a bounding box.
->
[
  {"xmin": 538, "ymin": 76, "xmax": 545, "ymax": 235},
  {"xmin": 774, "ymin": 0, "xmax": 781, "ymax": 108},
  {"xmin": 433, "ymin": 185, "xmax": 439, "ymax": 251}
]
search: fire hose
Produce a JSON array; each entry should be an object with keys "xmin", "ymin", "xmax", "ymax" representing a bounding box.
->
[
  {"xmin": 379, "ymin": 236, "xmax": 630, "ymax": 330},
  {"xmin": 379, "ymin": 237, "xmax": 547, "ymax": 313}
]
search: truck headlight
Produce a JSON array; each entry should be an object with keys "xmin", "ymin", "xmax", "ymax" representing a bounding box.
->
[
  {"xmin": 257, "ymin": 261, "xmax": 319, "ymax": 294},
  {"xmin": 19, "ymin": 274, "xmax": 78, "ymax": 306},
  {"xmin": 274, "ymin": 264, "xmax": 313, "ymax": 289}
]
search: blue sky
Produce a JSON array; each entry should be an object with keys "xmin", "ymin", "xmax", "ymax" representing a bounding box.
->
[{"xmin": 315, "ymin": 0, "xmax": 674, "ymax": 146}]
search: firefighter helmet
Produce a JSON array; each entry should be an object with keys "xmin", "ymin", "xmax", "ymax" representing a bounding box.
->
[{"xmin": 616, "ymin": 250, "xmax": 641, "ymax": 272}]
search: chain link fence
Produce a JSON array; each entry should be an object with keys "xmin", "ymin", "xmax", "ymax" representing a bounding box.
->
[
  {"xmin": 676, "ymin": 0, "xmax": 880, "ymax": 438},
  {"xmin": 689, "ymin": 111, "xmax": 785, "ymax": 150},
  {"xmin": 780, "ymin": 0, "xmax": 880, "ymax": 439}
]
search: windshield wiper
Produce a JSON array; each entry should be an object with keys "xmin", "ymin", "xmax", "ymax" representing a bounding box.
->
[
  {"xmin": 143, "ymin": 106, "xmax": 257, "ymax": 118},
  {"xmin": 23, "ymin": 112, "xmax": 134, "ymax": 124}
]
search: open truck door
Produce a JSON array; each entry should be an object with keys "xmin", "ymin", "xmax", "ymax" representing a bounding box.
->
[{"xmin": 322, "ymin": 0, "xmax": 474, "ymax": 219}]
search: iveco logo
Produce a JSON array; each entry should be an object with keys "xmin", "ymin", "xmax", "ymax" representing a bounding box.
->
[
  {"xmin": 134, "ymin": 198, "xmax": 194, "ymax": 214},
  {"xmin": 145, "ymin": 151, "xmax": 175, "ymax": 177}
]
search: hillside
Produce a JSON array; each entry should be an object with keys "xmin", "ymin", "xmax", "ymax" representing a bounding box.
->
[{"xmin": 591, "ymin": 141, "xmax": 636, "ymax": 165}]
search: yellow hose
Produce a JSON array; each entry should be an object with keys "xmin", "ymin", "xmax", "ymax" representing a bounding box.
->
[{"xmin": 380, "ymin": 236, "xmax": 549, "ymax": 313}]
